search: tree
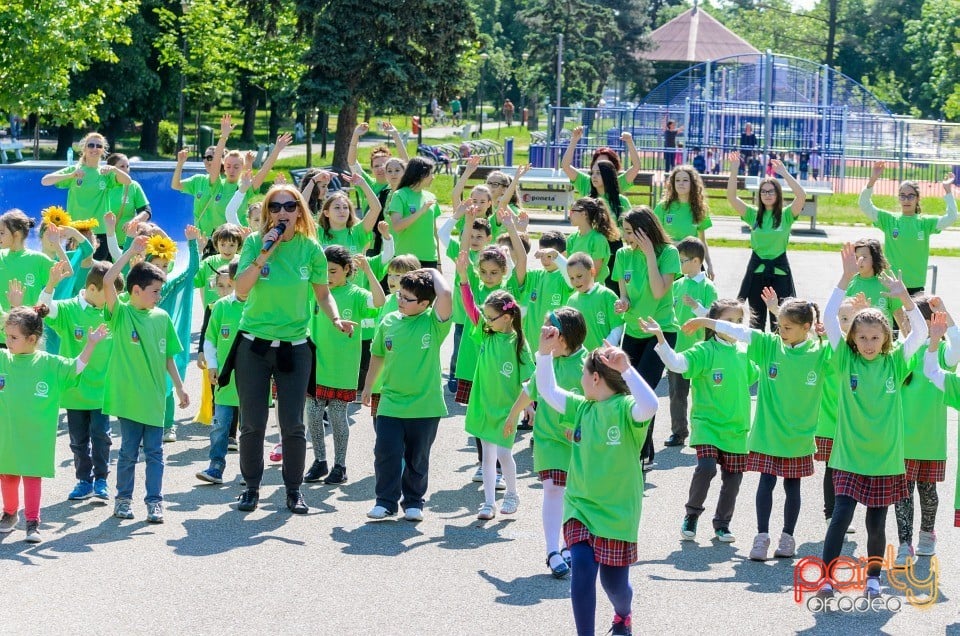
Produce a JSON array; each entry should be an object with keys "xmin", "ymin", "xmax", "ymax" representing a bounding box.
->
[
  {"xmin": 904, "ymin": 0, "xmax": 960, "ymax": 118},
  {"xmin": 296, "ymin": 0, "xmax": 478, "ymax": 170}
]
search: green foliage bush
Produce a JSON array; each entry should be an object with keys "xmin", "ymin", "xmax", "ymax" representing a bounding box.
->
[{"xmin": 158, "ymin": 121, "xmax": 178, "ymax": 155}]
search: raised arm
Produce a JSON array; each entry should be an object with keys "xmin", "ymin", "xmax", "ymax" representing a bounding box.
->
[
  {"xmin": 924, "ymin": 313, "xmax": 950, "ymax": 390},
  {"xmin": 938, "ymin": 173, "xmax": 958, "ymax": 230},
  {"xmin": 382, "ymin": 121, "xmax": 409, "ymax": 161},
  {"xmin": 771, "ymin": 159, "xmax": 806, "ymax": 217},
  {"xmin": 496, "ymin": 163, "xmax": 529, "ymax": 211},
  {"xmin": 251, "ymin": 133, "xmax": 292, "ymax": 190},
  {"xmin": 928, "ymin": 297, "xmax": 960, "ymax": 365},
  {"xmin": 880, "ymin": 269, "xmax": 927, "ymax": 358},
  {"xmin": 560, "ymin": 126, "xmax": 585, "ymax": 183},
  {"xmin": 500, "ymin": 208, "xmax": 527, "ymax": 286},
  {"xmin": 171, "ymin": 148, "xmax": 189, "ymax": 191},
  {"xmin": 598, "ymin": 345, "xmax": 658, "ymax": 421},
  {"xmin": 859, "ymin": 161, "xmax": 885, "ymax": 223},
  {"xmin": 621, "ymin": 131, "xmax": 641, "ymax": 184},
  {"xmin": 353, "ymin": 175, "xmax": 382, "ymax": 233},
  {"xmin": 826, "ymin": 243, "xmax": 860, "ymax": 348},
  {"xmin": 452, "ymin": 156, "xmax": 481, "ymax": 207},
  {"xmin": 347, "ymin": 123, "xmax": 368, "ymax": 167},
  {"xmin": 105, "ymin": 236, "xmax": 148, "ymax": 313},
  {"xmin": 225, "ymin": 170, "xmax": 252, "ymax": 226},
  {"xmin": 208, "ymin": 114, "xmax": 233, "ymax": 185},
  {"xmin": 726, "ymin": 151, "xmax": 747, "ymax": 216},
  {"xmin": 455, "ymin": 251, "xmax": 479, "ymax": 326}
]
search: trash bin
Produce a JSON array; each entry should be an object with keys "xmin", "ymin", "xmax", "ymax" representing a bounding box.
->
[
  {"xmin": 198, "ymin": 125, "xmax": 213, "ymax": 152},
  {"xmin": 504, "ymin": 138, "xmax": 514, "ymax": 166}
]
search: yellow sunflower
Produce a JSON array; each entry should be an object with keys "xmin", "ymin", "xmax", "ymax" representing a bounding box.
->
[
  {"xmin": 146, "ymin": 234, "xmax": 178, "ymax": 261},
  {"xmin": 41, "ymin": 205, "xmax": 72, "ymax": 227},
  {"xmin": 70, "ymin": 219, "xmax": 100, "ymax": 232}
]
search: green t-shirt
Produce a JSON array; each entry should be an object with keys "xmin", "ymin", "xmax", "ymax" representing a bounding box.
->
[
  {"xmin": 654, "ymin": 201, "xmax": 713, "ymax": 243},
  {"xmin": 901, "ymin": 342, "xmax": 952, "ymax": 460},
  {"xmin": 313, "ymin": 283, "xmax": 376, "ymax": 391},
  {"xmin": 454, "ymin": 274, "xmax": 521, "ymax": 381},
  {"xmin": 520, "ymin": 268, "xmax": 572, "ymax": 342},
  {"xmin": 237, "ymin": 232, "xmax": 329, "ymax": 341},
  {"xmin": 446, "ymin": 238, "xmax": 480, "ymax": 325},
  {"xmin": 355, "ymin": 253, "xmax": 389, "ymax": 341},
  {"xmin": 672, "ymin": 275, "xmax": 718, "ymax": 352},
  {"xmin": 464, "ymin": 328, "xmax": 534, "ymax": 446},
  {"xmin": 370, "ymin": 307, "xmax": 452, "ymax": 418},
  {"xmin": 743, "ymin": 205, "xmax": 795, "ymax": 272},
  {"xmin": 108, "ymin": 180, "xmax": 150, "ymax": 244},
  {"xmin": 388, "ymin": 187, "xmax": 442, "ymax": 262},
  {"xmin": 195, "ymin": 253, "xmax": 232, "ymax": 309},
  {"xmin": 44, "ymin": 294, "xmax": 112, "ymax": 410},
  {"xmin": 828, "ymin": 341, "xmax": 911, "ymax": 475},
  {"xmin": 747, "ymin": 331, "xmax": 830, "ymax": 457},
  {"xmin": 205, "ymin": 294, "xmax": 244, "ymax": 407},
  {"xmin": 562, "ymin": 393, "xmax": 649, "ymax": 543},
  {"xmin": 845, "ymin": 274, "xmax": 901, "ymax": 327},
  {"xmin": 567, "ymin": 283, "xmax": 623, "ymax": 351},
  {"xmin": 370, "ymin": 293, "xmax": 399, "ymax": 394},
  {"xmin": 815, "ymin": 357, "xmax": 840, "ymax": 440},
  {"xmin": 527, "ymin": 347, "xmax": 587, "ymax": 472},
  {"xmin": 612, "ymin": 245, "xmax": 681, "ymax": 338},
  {"xmin": 55, "ymin": 165, "xmax": 118, "ymax": 227},
  {"xmin": 874, "ymin": 210, "xmax": 941, "ymax": 289},
  {"xmin": 939, "ymin": 373, "xmax": 960, "ymax": 514},
  {"xmin": 102, "ymin": 300, "xmax": 182, "ymax": 427},
  {"xmin": 682, "ymin": 339, "xmax": 755, "ymax": 454},
  {"xmin": 0, "ymin": 249, "xmax": 55, "ymax": 344},
  {"xmin": 566, "ymin": 229, "xmax": 611, "ymax": 283},
  {"xmin": 0, "ymin": 350, "xmax": 80, "ymax": 477},
  {"xmin": 319, "ymin": 225, "xmax": 373, "ymax": 256},
  {"xmin": 572, "ymin": 172, "xmax": 631, "ymax": 220}
]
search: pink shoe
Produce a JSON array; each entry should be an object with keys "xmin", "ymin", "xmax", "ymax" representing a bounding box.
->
[{"xmin": 269, "ymin": 444, "xmax": 283, "ymax": 462}]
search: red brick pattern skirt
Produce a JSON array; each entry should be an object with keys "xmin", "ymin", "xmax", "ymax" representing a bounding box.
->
[
  {"xmin": 694, "ymin": 445, "xmax": 748, "ymax": 473},
  {"xmin": 832, "ymin": 469, "xmax": 909, "ymax": 507},
  {"xmin": 747, "ymin": 452, "xmax": 815, "ymax": 478},
  {"xmin": 563, "ymin": 518, "xmax": 637, "ymax": 567},
  {"xmin": 538, "ymin": 469, "xmax": 567, "ymax": 487}
]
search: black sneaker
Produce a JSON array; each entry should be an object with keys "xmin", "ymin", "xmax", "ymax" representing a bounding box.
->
[
  {"xmin": 324, "ymin": 464, "xmax": 347, "ymax": 485},
  {"xmin": 681, "ymin": 514, "xmax": 698, "ymax": 540},
  {"xmin": 304, "ymin": 460, "xmax": 329, "ymax": 482},
  {"xmin": 664, "ymin": 434, "xmax": 686, "ymax": 447},
  {"xmin": 236, "ymin": 488, "xmax": 259, "ymax": 512},
  {"xmin": 609, "ymin": 613, "xmax": 632, "ymax": 635},
  {"xmin": 286, "ymin": 490, "xmax": 309, "ymax": 514}
]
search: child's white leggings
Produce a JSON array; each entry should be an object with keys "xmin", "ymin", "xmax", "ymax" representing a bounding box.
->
[{"xmin": 483, "ymin": 443, "xmax": 516, "ymax": 505}]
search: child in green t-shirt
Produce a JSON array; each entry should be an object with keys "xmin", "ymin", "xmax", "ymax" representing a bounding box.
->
[
  {"xmin": 505, "ymin": 307, "xmax": 588, "ymax": 579},
  {"xmin": 534, "ymin": 328, "xmax": 658, "ymax": 636},
  {"xmin": 304, "ymin": 247, "xmax": 384, "ymax": 486},
  {"xmin": 40, "ymin": 261, "xmax": 122, "ymax": 504},
  {"xmin": 644, "ymin": 299, "xmax": 752, "ymax": 545},
  {"xmin": 195, "ymin": 224, "xmax": 244, "ymax": 383},
  {"xmin": 664, "ymin": 237, "xmax": 717, "ymax": 447},
  {"xmin": 566, "ymin": 197, "xmax": 617, "ymax": 288},
  {"xmin": 565, "ymin": 252, "xmax": 623, "ymax": 351},
  {"xmin": 102, "ymin": 238, "xmax": 190, "ymax": 524},
  {"xmin": 519, "ymin": 231, "xmax": 572, "ymax": 351},
  {"xmin": 196, "ymin": 260, "xmax": 243, "ymax": 484},
  {"xmin": 923, "ymin": 312, "xmax": 960, "ymax": 534},
  {"xmin": 361, "ymin": 269, "xmax": 452, "ymax": 522},
  {"xmin": 845, "ymin": 238, "xmax": 901, "ymax": 326}
]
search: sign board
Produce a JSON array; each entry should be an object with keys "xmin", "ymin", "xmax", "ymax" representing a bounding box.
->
[{"xmin": 520, "ymin": 188, "xmax": 572, "ymax": 208}]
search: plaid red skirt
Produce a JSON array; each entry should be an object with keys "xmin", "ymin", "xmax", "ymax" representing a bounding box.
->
[
  {"xmin": 538, "ymin": 469, "xmax": 567, "ymax": 487},
  {"xmin": 370, "ymin": 393, "xmax": 381, "ymax": 420},
  {"xmin": 455, "ymin": 379, "xmax": 473, "ymax": 405},
  {"xmin": 694, "ymin": 445, "xmax": 748, "ymax": 473},
  {"xmin": 814, "ymin": 437, "xmax": 833, "ymax": 463},
  {"xmin": 904, "ymin": 459, "xmax": 946, "ymax": 483},
  {"xmin": 833, "ymin": 469, "xmax": 908, "ymax": 507},
  {"xmin": 954, "ymin": 509, "xmax": 959, "ymax": 528},
  {"xmin": 563, "ymin": 518, "xmax": 637, "ymax": 567},
  {"xmin": 315, "ymin": 385, "xmax": 357, "ymax": 403},
  {"xmin": 747, "ymin": 452, "xmax": 814, "ymax": 478}
]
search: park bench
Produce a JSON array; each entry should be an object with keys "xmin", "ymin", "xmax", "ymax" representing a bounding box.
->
[{"xmin": 0, "ymin": 140, "xmax": 25, "ymax": 164}]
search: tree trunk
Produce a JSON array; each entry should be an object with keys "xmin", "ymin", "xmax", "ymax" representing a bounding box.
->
[
  {"xmin": 139, "ymin": 117, "xmax": 160, "ymax": 155},
  {"xmin": 332, "ymin": 101, "xmax": 359, "ymax": 172},
  {"xmin": 56, "ymin": 124, "xmax": 75, "ymax": 160},
  {"xmin": 240, "ymin": 77, "xmax": 259, "ymax": 145},
  {"xmin": 102, "ymin": 116, "xmax": 124, "ymax": 155},
  {"xmin": 825, "ymin": 0, "xmax": 838, "ymax": 68},
  {"xmin": 305, "ymin": 109, "xmax": 313, "ymax": 168},
  {"xmin": 268, "ymin": 97, "xmax": 280, "ymax": 141}
]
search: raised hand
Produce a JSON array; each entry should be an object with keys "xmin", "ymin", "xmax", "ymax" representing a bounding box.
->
[
  {"xmin": 6, "ymin": 279, "xmax": 24, "ymax": 308},
  {"xmin": 570, "ymin": 126, "xmax": 584, "ymax": 142},
  {"xmin": 185, "ymin": 225, "xmax": 201, "ymax": 241},
  {"xmin": 681, "ymin": 317, "xmax": 711, "ymax": 335},
  {"xmin": 598, "ymin": 340, "xmax": 631, "ymax": 374},
  {"xmin": 840, "ymin": 242, "xmax": 859, "ymax": 281},
  {"xmin": 620, "ymin": 131, "xmax": 633, "ymax": 144},
  {"xmin": 770, "ymin": 159, "xmax": 787, "ymax": 177},
  {"xmin": 219, "ymin": 113, "xmax": 235, "ymax": 138},
  {"xmin": 131, "ymin": 235, "xmax": 150, "ymax": 255},
  {"xmin": 455, "ymin": 250, "xmax": 470, "ymax": 278},
  {"xmin": 944, "ymin": 172, "xmax": 956, "ymax": 194},
  {"xmin": 104, "ymin": 212, "xmax": 117, "ymax": 233},
  {"xmin": 539, "ymin": 325, "xmax": 562, "ymax": 355},
  {"xmin": 870, "ymin": 161, "xmax": 885, "ymax": 180},
  {"xmin": 377, "ymin": 220, "xmax": 391, "ymax": 238},
  {"xmin": 275, "ymin": 132, "xmax": 293, "ymax": 150},
  {"xmin": 638, "ymin": 317, "xmax": 665, "ymax": 343},
  {"xmin": 354, "ymin": 122, "xmax": 370, "ymax": 137},
  {"xmin": 534, "ymin": 248, "xmax": 559, "ymax": 260},
  {"xmin": 48, "ymin": 260, "xmax": 71, "ymax": 287},
  {"xmin": 879, "ymin": 269, "xmax": 908, "ymax": 300},
  {"xmin": 849, "ymin": 291, "xmax": 870, "ymax": 313},
  {"xmin": 177, "ymin": 148, "xmax": 189, "ymax": 163},
  {"xmin": 727, "ymin": 151, "xmax": 741, "ymax": 169},
  {"xmin": 87, "ymin": 324, "xmax": 110, "ymax": 345},
  {"xmin": 929, "ymin": 311, "xmax": 949, "ymax": 342}
]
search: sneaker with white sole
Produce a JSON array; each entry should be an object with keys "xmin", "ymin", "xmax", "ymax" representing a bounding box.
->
[
  {"xmin": 477, "ymin": 503, "xmax": 496, "ymax": 520},
  {"xmin": 916, "ymin": 530, "xmax": 937, "ymax": 556},
  {"xmin": 404, "ymin": 507, "xmax": 423, "ymax": 522},
  {"xmin": 472, "ymin": 466, "xmax": 484, "ymax": 483},
  {"xmin": 714, "ymin": 527, "xmax": 736, "ymax": 543},
  {"xmin": 366, "ymin": 505, "xmax": 396, "ymax": 521},
  {"xmin": 227, "ymin": 437, "xmax": 239, "ymax": 451},
  {"xmin": 24, "ymin": 520, "xmax": 41, "ymax": 543},
  {"xmin": 114, "ymin": 499, "xmax": 134, "ymax": 520},
  {"xmin": 196, "ymin": 467, "xmax": 224, "ymax": 484},
  {"xmin": 68, "ymin": 480, "xmax": 94, "ymax": 500},
  {"xmin": 146, "ymin": 502, "xmax": 164, "ymax": 524},
  {"xmin": 500, "ymin": 493, "xmax": 520, "ymax": 515},
  {"xmin": 773, "ymin": 532, "xmax": 796, "ymax": 558},
  {"xmin": 749, "ymin": 532, "xmax": 770, "ymax": 561},
  {"xmin": 162, "ymin": 427, "xmax": 177, "ymax": 443},
  {"xmin": 894, "ymin": 542, "xmax": 915, "ymax": 568},
  {"xmin": 681, "ymin": 514, "xmax": 698, "ymax": 540},
  {"xmin": 92, "ymin": 478, "xmax": 110, "ymax": 502},
  {"xmin": 0, "ymin": 511, "xmax": 17, "ymax": 533},
  {"xmin": 495, "ymin": 474, "xmax": 507, "ymax": 491}
]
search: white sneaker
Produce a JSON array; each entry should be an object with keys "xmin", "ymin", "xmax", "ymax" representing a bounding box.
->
[
  {"xmin": 0, "ymin": 511, "xmax": 17, "ymax": 533},
  {"xmin": 162, "ymin": 428, "xmax": 177, "ymax": 443},
  {"xmin": 749, "ymin": 533, "xmax": 770, "ymax": 561},
  {"xmin": 773, "ymin": 532, "xmax": 796, "ymax": 558},
  {"xmin": 472, "ymin": 466, "xmax": 484, "ymax": 483},
  {"xmin": 495, "ymin": 474, "xmax": 507, "ymax": 491},
  {"xmin": 915, "ymin": 530, "xmax": 937, "ymax": 556},
  {"xmin": 404, "ymin": 507, "xmax": 423, "ymax": 522},
  {"xmin": 366, "ymin": 505, "xmax": 396, "ymax": 521},
  {"xmin": 500, "ymin": 493, "xmax": 520, "ymax": 515},
  {"xmin": 894, "ymin": 542, "xmax": 915, "ymax": 568},
  {"xmin": 477, "ymin": 503, "xmax": 496, "ymax": 520}
]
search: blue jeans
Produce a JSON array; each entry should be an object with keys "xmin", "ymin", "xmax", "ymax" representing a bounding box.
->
[
  {"xmin": 116, "ymin": 418, "xmax": 164, "ymax": 504},
  {"xmin": 209, "ymin": 405, "xmax": 238, "ymax": 471},
  {"xmin": 66, "ymin": 409, "xmax": 112, "ymax": 481}
]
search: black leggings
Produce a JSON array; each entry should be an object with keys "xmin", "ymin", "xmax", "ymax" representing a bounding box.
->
[
  {"xmin": 823, "ymin": 466, "xmax": 835, "ymax": 520},
  {"xmin": 756, "ymin": 473, "xmax": 801, "ymax": 535},
  {"xmin": 895, "ymin": 481, "xmax": 939, "ymax": 544},
  {"xmin": 823, "ymin": 496, "xmax": 888, "ymax": 577},
  {"xmin": 621, "ymin": 332, "xmax": 676, "ymax": 462},
  {"xmin": 743, "ymin": 270, "xmax": 795, "ymax": 332}
]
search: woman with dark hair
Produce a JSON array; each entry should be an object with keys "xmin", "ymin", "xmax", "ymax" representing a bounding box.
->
[
  {"xmin": 562, "ymin": 126, "xmax": 641, "ymax": 202},
  {"xmin": 105, "ymin": 153, "xmax": 152, "ymax": 249},
  {"xmin": 388, "ymin": 156, "xmax": 443, "ymax": 269},
  {"xmin": 726, "ymin": 151, "xmax": 806, "ymax": 331},
  {"xmin": 225, "ymin": 184, "xmax": 355, "ymax": 515}
]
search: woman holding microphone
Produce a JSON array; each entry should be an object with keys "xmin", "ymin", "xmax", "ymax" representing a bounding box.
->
[{"xmin": 225, "ymin": 184, "xmax": 355, "ymax": 515}]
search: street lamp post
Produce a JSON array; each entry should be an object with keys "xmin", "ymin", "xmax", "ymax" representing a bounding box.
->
[
  {"xmin": 478, "ymin": 52, "xmax": 489, "ymax": 135},
  {"xmin": 520, "ymin": 52, "xmax": 530, "ymax": 129},
  {"xmin": 176, "ymin": 0, "xmax": 192, "ymax": 152}
]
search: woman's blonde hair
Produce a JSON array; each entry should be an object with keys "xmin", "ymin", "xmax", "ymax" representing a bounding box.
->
[{"xmin": 260, "ymin": 185, "xmax": 317, "ymax": 238}]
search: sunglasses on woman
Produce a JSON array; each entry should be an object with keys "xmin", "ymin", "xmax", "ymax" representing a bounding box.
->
[
  {"xmin": 86, "ymin": 142, "xmax": 103, "ymax": 149},
  {"xmin": 267, "ymin": 201, "xmax": 299, "ymax": 213}
]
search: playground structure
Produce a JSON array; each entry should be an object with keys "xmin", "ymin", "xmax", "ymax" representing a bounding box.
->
[{"xmin": 532, "ymin": 52, "xmax": 960, "ymax": 198}]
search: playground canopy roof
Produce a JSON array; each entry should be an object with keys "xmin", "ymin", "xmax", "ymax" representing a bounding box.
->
[{"xmin": 640, "ymin": 6, "xmax": 760, "ymax": 62}]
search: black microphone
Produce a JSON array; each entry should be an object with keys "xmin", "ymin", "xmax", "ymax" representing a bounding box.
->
[{"xmin": 262, "ymin": 220, "xmax": 287, "ymax": 252}]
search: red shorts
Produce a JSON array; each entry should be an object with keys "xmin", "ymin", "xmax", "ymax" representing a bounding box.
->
[
  {"xmin": 455, "ymin": 379, "xmax": 473, "ymax": 405},
  {"xmin": 315, "ymin": 385, "xmax": 357, "ymax": 403},
  {"xmin": 832, "ymin": 470, "xmax": 908, "ymax": 507},
  {"xmin": 538, "ymin": 469, "xmax": 567, "ymax": 487},
  {"xmin": 904, "ymin": 459, "xmax": 946, "ymax": 483},
  {"xmin": 563, "ymin": 518, "xmax": 637, "ymax": 567},
  {"xmin": 370, "ymin": 393, "xmax": 381, "ymax": 420},
  {"xmin": 747, "ymin": 452, "xmax": 814, "ymax": 478},
  {"xmin": 694, "ymin": 445, "xmax": 748, "ymax": 473},
  {"xmin": 814, "ymin": 437, "xmax": 833, "ymax": 463}
]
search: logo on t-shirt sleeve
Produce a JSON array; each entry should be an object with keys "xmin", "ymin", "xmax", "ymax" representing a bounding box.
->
[
  {"xmin": 131, "ymin": 329, "xmax": 140, "ymax": 344},
  {"xmin": 220, "ymin": 326, "xmax": 231, "ymax": 339},
  {"xmin": 385, "ymin": 336, "xmax": 393, "ymax": 351},
  {"xmin": 850, "ymin": 373, "xmax": 858, "ymax": 392},
  {"xmin": 768, "ymin": 364, "xmax": 778, "ymax": 379},
  {"xmin": 74, "ymin": 327, "xmax": 85, "ymax": 341},
  {"xmin": 713, "ymin": 369, "xmax": 724, "ymax": 385}
]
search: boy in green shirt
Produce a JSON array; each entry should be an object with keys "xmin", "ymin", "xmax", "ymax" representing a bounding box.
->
[
  {"xmin": 566, "ymin": 252, "xmax": 623, "ymax": 351},
  {"xmin": 103, "ymin": 237, "xmax": 190, "ymax": 523},
  {"xmin": 361, "ymin": 269, "xmax": 452, "ymax": 522}
]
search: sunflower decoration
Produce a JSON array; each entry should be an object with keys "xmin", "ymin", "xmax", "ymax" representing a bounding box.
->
[
  {"xmin": 41, "ymin": 205, "xmax": 72, "ymax": 228},
  {"xmin": 70, "ymin": 219, "xmax": 100, "ymax": 232},
  {"xmin": 145, "ymin": 234, "xmax": 178, "ymax": 262}
]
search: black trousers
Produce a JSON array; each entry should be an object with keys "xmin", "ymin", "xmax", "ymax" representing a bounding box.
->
[
  {"xmin": 621, "ymin": 332, "xmax": 676, "ymax": 462},
  {"xmin": 374, "ymin": 415, "xmax": 440, "ymax": 513}
]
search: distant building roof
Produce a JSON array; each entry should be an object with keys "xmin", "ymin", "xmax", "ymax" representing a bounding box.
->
[{"xmin": 641, "ymin": 6, "xmax": 760, "ymax": 62}]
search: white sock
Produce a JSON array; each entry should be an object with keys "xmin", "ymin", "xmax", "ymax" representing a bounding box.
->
[
  {"xmin": 497, "ymin": 445, "xmax": 518, "ymax": 495},
  {"xmin": 542, "ymin": 479, "xmax": 564, "ymax": 554}
]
